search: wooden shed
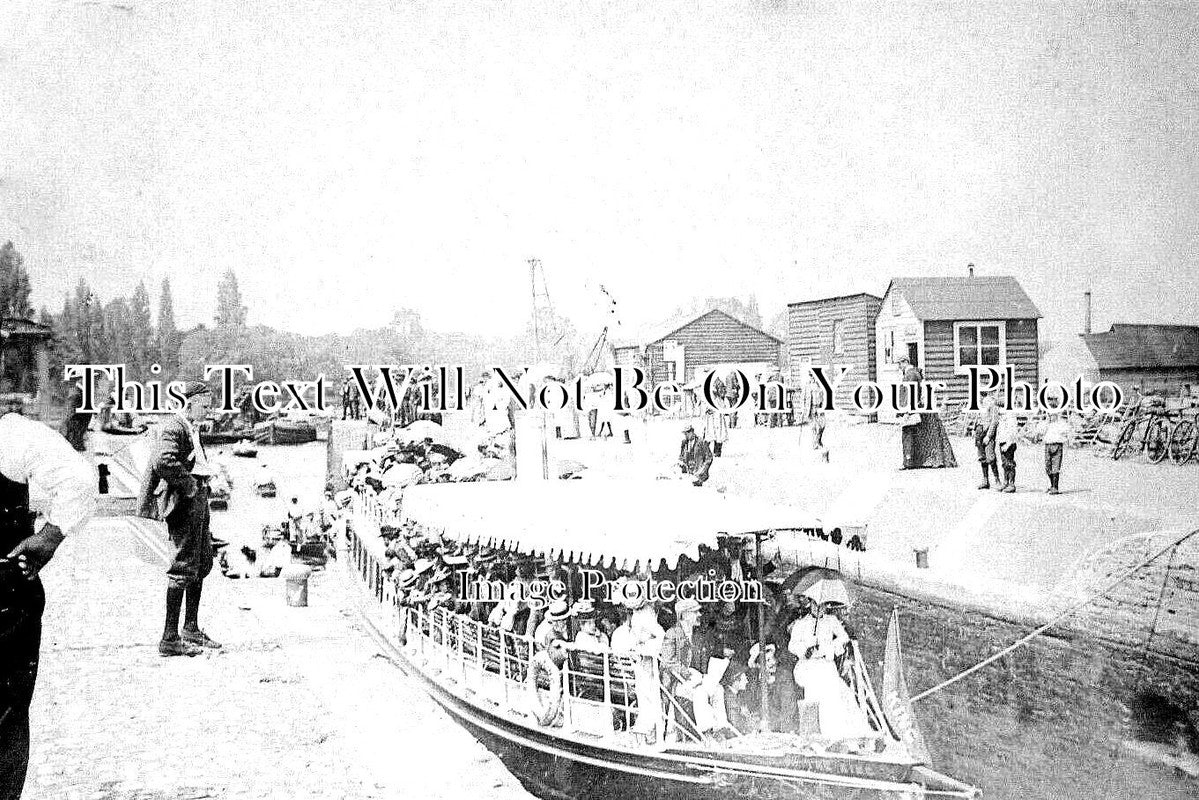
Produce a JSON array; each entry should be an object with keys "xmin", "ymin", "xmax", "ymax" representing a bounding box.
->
[
  {"xmin": 1081, "ymin": 324, "xmax": 1199, "ymax": 396},
  {"xmin": 0, "ymin": 317, "xmax": 54, "ymax": 421},
  {"xmin": 875, "ymin": 276, "xmax": 1041, "ymax": 417},
  {"xmin": 613, "ymin": 309, "xmax": 783, "ymax": 386},
  {"xmin": 787, "ymin": 293, "xmax": 882, "ymax": 411}
]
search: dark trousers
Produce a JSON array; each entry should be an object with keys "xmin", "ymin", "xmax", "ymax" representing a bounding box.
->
[
  {"xmin": 166, "ymin": 486, "xmax": 214, "ymax": 588},
  {"xmin": 1045, "ymin": 443, "xmax": 1064, "ymax": 476},
  {"xmin": 1000, "ymin": 443, "xmax": 1017, "ymax": 485},
  {"xmin": 975, "ymin": 433, "xmax": 999, "ymax": 483},
  {"xmin": 0, "ymin": 572, "xmax": 44, "ymax": 800}
]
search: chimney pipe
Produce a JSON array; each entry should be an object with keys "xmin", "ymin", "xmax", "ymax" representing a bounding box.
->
[
  {"xmin": 967, "ymin": 263, "xmax": 975, "ymax": 278},
  {"xmin": 1084, "ymin": 291, "xmax": 1092, "ymax": 335}
]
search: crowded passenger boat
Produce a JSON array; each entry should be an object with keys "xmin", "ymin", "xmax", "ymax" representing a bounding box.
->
[{"xmin": 343, "ymin": 479, "xmax": 979, "ymax": 799}]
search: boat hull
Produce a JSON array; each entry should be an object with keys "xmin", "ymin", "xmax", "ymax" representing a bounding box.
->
[{"xmin": 359, "ymin": 609, "xmax": 973, "ymax": 800}]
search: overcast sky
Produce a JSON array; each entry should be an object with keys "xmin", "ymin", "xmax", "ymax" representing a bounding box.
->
[{"xmin": 1, "ymin": 0, "xmax": 1196, "ymax": 343}]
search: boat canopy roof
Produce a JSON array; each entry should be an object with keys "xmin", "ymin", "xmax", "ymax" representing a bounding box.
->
[{"xmin": 399, "ymin": 480, "xmax": 821, "ymax": 570}]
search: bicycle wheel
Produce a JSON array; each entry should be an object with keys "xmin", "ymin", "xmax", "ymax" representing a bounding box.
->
[
  {"xmin": 1147, "ymin": 418, "xmax": 1170, "ymax": 463},
  {"xmin": 1112, "ymin": 418, "xmax": 1138, "ymax": 460},
  {"xmin": 1169, "ymin": 420, "xmax": 1196, "ymax": 465}
]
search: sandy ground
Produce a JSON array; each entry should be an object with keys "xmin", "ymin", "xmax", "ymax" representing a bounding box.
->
[{"xmin": 26, "ymin": 440, "xmax": 535, "ymax": 800}]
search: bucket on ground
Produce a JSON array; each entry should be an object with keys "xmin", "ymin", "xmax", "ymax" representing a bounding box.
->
[{"xmin": 283, "ymin": 564, "xmax": 312, "ymax": 607}]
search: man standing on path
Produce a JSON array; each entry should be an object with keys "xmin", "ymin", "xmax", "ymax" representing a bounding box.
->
[
  {"xmin": 1, "ymin": 400, "xmax": 96, "ymax": 800},
  {"xmin": 137, "ymin": 382, "xmax": 222, "ymax": 657},
  {"xmin": 678, "ymin": 425, "xmax": 713, "ymax": 486},
  {"xmin": 974, "ymin": 389, "xmax": 1001, "ymax": 489}
]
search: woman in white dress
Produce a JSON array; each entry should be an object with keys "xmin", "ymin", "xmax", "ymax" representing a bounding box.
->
[{"xmin": 787, "ymin": 603, "xmax": 873, "ymax": 741}]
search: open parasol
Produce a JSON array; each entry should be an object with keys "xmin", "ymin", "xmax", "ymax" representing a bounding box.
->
[{"xmin": 782, "ymin": 567, "xmax": 857, "ymax": 607}]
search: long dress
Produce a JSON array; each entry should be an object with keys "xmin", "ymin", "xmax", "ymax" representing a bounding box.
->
[
  {"xmin": 901, "ymin": 367, "xmax": 958, "ymax": 468},
  {"xmin": 788, "ymin": 615, "xmax": 874, "ymax": 741}
]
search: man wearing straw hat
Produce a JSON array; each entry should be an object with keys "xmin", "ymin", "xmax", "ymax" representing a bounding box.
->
[{"xmin": 137, "ymin": 381, "xmax": 222, "ymax": 657}]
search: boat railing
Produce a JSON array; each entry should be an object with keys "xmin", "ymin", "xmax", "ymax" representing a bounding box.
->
[
  {"xmin": 345, "ymin": 507, "xmax": 888, "ymax": 750},
  {"xmin": 400, "ymin": 603, "xmax": 696, "ymax": 741},
  {"xmin": 344, "ymin": 518, "xmax": 708, "ymax": 741}
]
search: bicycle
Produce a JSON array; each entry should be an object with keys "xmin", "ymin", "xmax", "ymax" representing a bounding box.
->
[
  {"xmin": 1111, "ymin": 409, "xmax": 1171, "ymax": 463},
  {"xmin": 1168, "ymin": 413, "xmax": 1198, "ymax": 465}
]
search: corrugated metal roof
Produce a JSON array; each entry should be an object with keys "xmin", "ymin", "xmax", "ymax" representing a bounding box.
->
[
  {"xmin": 1082, "ymin": 324, "xmax": 1199, "ymax": 370},
  {"xmin": 884, "ymin": 276, "xmax": 1041, "ymax": 321}
]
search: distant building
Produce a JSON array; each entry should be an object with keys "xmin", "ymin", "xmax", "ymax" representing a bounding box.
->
[
  {"xmin": 0, "ymin": 317, "xmax": 54, "ymax": 420},
  {"xmin": 1081, "ymin": 323, "xmax": 1199, "ymax": 396},
  {"xmin": 786, "ymin": 293, "xmax": 882, "ymax": 411},
  {"xmin": 875, "ymin": 275, "xmax": 1042, "ymax": 417},
  {"xmin": 612, "ymin": 308, "xmax": 783, "ymax": 387}
]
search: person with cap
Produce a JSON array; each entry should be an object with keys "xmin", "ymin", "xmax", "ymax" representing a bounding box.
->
[
  {"xmin": 0, "ymin": 399, "xmax": 96, "ymax": 799},
  {"xmin": 660, "ymin": 597, "xmax": 704, "ymax": 741},
  {"xmin": 973, "ymin": 388, "xmax": 1001, "ymax": 490},
  {"xmin": 677, "ymin": 425, "xmax": 713, "ymax": 487},
  {"xmin": 137, "ymin": 380, "xmax": 222, "ymax": 657},
  {"xmin": 535, "ymin": 599, "xmax": 573, "ymax": 651}
]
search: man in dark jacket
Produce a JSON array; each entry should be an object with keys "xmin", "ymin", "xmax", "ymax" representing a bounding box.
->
[
  {"xmin": 137, "ymin": 382, "xmax": 221, "ymax": 657},
  {"xmin": 678, "ymin": 425, "xmax": 713, "ymax": 486}
]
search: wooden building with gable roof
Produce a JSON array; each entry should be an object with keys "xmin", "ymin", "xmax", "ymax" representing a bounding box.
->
[{"xmin": 875, "ymin": 274, "xmax": 1042, "ymax": 417}]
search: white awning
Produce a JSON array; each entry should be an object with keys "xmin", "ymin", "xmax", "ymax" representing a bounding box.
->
[{"xmin": 399, "ymin": 480, "xmax": 821, "ymax": 570}]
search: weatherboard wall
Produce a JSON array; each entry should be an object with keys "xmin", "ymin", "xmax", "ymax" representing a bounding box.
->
[
  {"xmin": 921, "ymin": 317, "xmax": 1040, "ymax": 406},
  {"xmin": 644, "ymin": 310, "xmax": 782, "ymax": 385},
  {"xmin": 787, "ymin": 294, "xmax": 881, "ymax": 411}
]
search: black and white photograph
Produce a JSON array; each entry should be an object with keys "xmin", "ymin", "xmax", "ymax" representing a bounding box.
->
[{"xmin": 0, "ymin": 2, "xmax": 1196, "ymax": 798}]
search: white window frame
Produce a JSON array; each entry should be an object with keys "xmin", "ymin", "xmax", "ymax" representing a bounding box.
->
[{"xmin": 953, "ymin": 321, "xmax": 1007, "ymax": 369}]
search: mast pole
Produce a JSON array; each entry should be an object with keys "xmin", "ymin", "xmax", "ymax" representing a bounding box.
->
[
  {"xmin": 528, "ymin": 257, "xmax": 549, "ymax": 479},
  {"xmin": 755, "ymin": 531, "xmax": 770, "ymax": 731}
]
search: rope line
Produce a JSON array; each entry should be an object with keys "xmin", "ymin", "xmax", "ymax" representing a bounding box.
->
[{"xmin": 911, "ymin": 527, "xmax": 1199, "ymax": 703}]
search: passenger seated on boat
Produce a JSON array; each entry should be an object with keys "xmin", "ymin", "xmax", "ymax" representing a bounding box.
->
[
  {"xmin": 788, "ymin": 603, "xmax": 874, "ymax": 742},
  {"xmin": 661, "ymin": 598, "xmax": 704, "ymax": 742},
  {"xmin": 534, "ymin": 600, "xmax": 573, "ymax": 650},
  {"xmin": 427, "ymin": 567, "xmax": 457, "ymax": 611},
  {"xmin": 571, "ymin": 600, "xmax": 608, "ymax": 651}
]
